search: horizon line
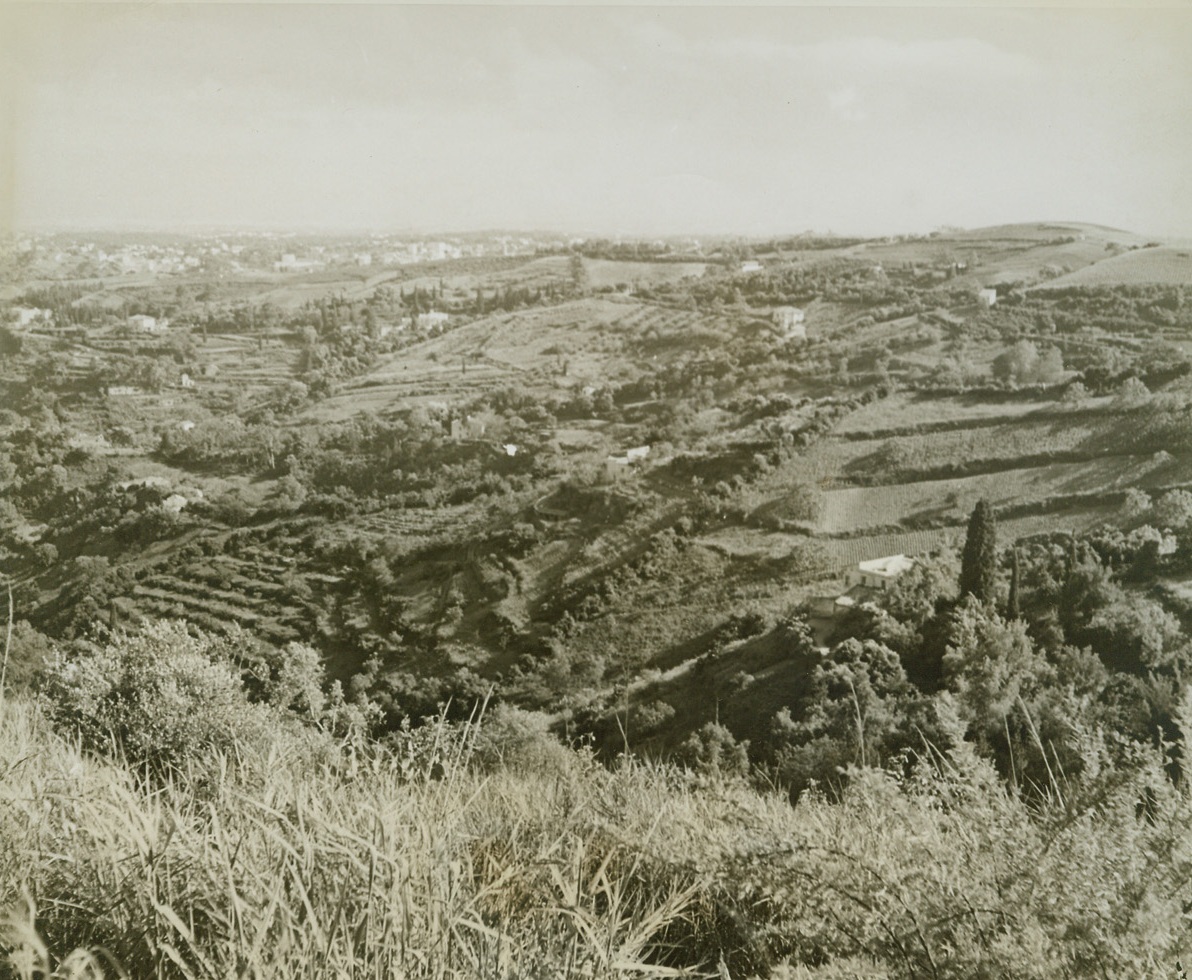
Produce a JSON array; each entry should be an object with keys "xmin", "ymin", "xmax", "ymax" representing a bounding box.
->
[{"xmin": 5, "ymin": 218, "xmax": 1176, "ymax": 242}]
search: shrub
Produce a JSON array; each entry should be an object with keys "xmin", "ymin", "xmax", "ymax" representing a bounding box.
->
[
  {"xmin": 676, "ymin": 722, "xmax": 751, "ymax": 777},
  {"xmin": 719, "ymin": 610, "xmax": 771, "ymax": 643},
  {"xmin": 469, "ymin": 703, "xmax": 573, "ymax": 774},
  {"xmin": 38, "ymin": 620, "xmax": 279, "ymax": 776},
  {"xmin": 1113, "ymin": 376, "xmax": 1151, "ymax": 408},
  {"xmin": 1155, "ymin": 489, "xmax": 1192, "ymax": 530},
  {"xmin": 634, "ymin": 698, "xmax": 678, "ymax": 736}
]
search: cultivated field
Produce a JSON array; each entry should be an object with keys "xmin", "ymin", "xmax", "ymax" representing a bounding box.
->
[
  {"xmin": 303, "ymin": 298, "xmax": 746, "ymax": 421},
  {"xmin": 814, "ymin": 454, "xmax": 1181, "ymax": 533},
  {"xmin": 583, "ymin": 259, "xmax": 707, "ymax": 289},
  {"xmin": 831, "ymin": 391, "xmax": 1110, "ymax": 435},
  {"xmin": 1038, "ymin": 245, "xmax": 1192, "ymax": 287}
]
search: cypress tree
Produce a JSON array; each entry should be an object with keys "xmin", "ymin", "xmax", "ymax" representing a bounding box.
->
[
  {"xmin": 960, "ymin": 499, "xmax": 998, "ymax": 603},
  {"xmin": 1006, "ymin": 547, "xmax": 1021, "ymax": 620}
]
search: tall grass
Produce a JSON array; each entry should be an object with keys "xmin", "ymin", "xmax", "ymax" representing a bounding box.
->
[
  {"xmin": 0, "ymin": 696, "xmax": 729, "ymax": 980},
  {"xmin": 4, "ymin": 691, "xmax": 1192, "ymax": 979}
]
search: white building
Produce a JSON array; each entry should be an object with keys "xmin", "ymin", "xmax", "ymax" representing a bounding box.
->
[
  {"xmin": 739, "ymin": 260, "xmax": 764, "ymax": 274},
  {"xmin": 12, "ymin": 307, "xmax": 50, "ymax": 328},
  {"xmin": 417, "ymin": 311, "xmax": 451, "ymax": 331},
  {"xmin": 129, "ymin": 314, "xmax": 164, "ymax": 333},
  {"xmin": 772, "ymin": 306, "xmax": 806, "ymax": 339},
  {"xmin": 977, "ymin": 288, "xmax": 998, "ymax": 309},
  {"xmin": 845, "ymin": 554, "xmax": 916, "ymax": 591}
]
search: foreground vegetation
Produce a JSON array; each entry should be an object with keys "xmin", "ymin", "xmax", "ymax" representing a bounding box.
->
[
  {"xmin": 8, "ymin": 509, "xmax": 1192, "ymax": 980},
  {"xmin": 5, "ymin": 673, "xmax": 1192, "ymax": 979}
]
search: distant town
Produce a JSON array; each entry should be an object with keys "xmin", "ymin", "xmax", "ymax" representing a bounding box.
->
[{"xmin": 1, "ymin": 230, "xmax": 724, "ymax": 282}]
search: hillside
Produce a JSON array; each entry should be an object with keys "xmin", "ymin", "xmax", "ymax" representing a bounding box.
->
[
  {"xmin": 7, "ymin": 225, "xmax": 1192, "ymax": 977},
  {"xmin": 3, "ymin": 225, "xmax": 1192, "ymax": 746}
]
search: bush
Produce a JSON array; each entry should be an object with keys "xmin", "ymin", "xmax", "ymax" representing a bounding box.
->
[
  {"xmin": 718, "ymin": 610, "xmax": 771, "ymax": 643},
  {"xmin": 676, "ymin": 722, "xmax": 750, "ymax": 777},
  {"xmin": 469, "ymin": 703, "xmax": 573, "ymax": 774},
  {"xmin": 38, "ymin": 620, "xmax": 280, "ymax": 776}
]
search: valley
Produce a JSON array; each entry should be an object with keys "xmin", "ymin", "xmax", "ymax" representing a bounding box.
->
[{"xmin": 4, "ymin": 222, "xmax": 1192, "ymax": 752}]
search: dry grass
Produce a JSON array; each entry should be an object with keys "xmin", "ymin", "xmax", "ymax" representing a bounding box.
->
[
  {"xmin": 5, "ymin": 674, "xmax": 1192, "ymax": 979},
  {"xmin": 0, "ymin": 696, "xmax": 727, "ymax": 980}
]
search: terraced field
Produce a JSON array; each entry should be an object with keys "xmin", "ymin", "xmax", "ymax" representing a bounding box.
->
[
  {"xmin": 128, "ymin": 559, "xmax": 315, "ymax": 646},
  {"xmin": 200, "ymin": 333, "xmax": 302, "ymax": 394},
  {"xmin": 816, "ymin": 454, "xmax": 1186, "ymax": 534},
  {"xmin": 832, "ymin": 391, "xmax": 1110, "ymax": 435}
]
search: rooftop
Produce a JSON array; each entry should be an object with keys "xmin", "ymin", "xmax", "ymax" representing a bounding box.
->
[{"xmin": 857, "ymin": 554, "xmax": 916, "ymax": 578}]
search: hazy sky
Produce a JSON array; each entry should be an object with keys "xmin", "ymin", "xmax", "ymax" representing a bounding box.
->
[{"xmin": 2, "ymin": 4, "xmax": 1190, "ymax": 237}]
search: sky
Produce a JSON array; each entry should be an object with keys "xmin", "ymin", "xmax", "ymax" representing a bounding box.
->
[{"xmin": 2, "ymin": 3, "xmax": 1191, "ymax": 238}]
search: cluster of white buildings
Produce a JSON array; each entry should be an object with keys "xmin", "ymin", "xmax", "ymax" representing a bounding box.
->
[
  {"xmin": 271, "ymin": 236, "xmax": 543, "ymax": 272},
  {"xmin": 6, "ymin": 236, "xmax": 246, "ymax": 277},
  {"xmin": 5, "ymin": 232, "xmax": 571, "ymax": 280}
]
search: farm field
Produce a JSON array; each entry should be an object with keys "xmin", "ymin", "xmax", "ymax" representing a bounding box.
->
[
  {"xmin": 816, "ymin": 508, "xmax": 1117, "ymax": 569},
  {"xmin": 837, "ymin": 223, "xmax": 1148, "ymax": 287},
  {"xmin": 303, "ymin": 298, "xmax": 745, "ymax": 421},
  {"xmin": 815, "ymin": 453, "xmax": 1187, "ymax": 534},
  {"xmin": 1039, "ymin": 245, "xmax": 1192, "ymax": 287},
  {"xmin": 248, "ymin": 272, "xmax": 385, "ymax": 309},
  {"xmin": 300, "ymin": 300, "xmax": 630, "ymax": 419},
  {"xmin": 700, "ymin": 504, "xmax": 1118, "ymax": 573},
  {"xmin": 784, "ymin": 414, "xmax": 1107, "ymax": 489},
  {"xmin": 831, "ymin": 391, "xmax": 1110, "ymax": 435},
  {"xmin": 949, "ymin": 239, "xmax": 1131, "ymax": 289},
  {"xmin": 583, "ymin": 258, "xmax": 707, "ymax": 289}
]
